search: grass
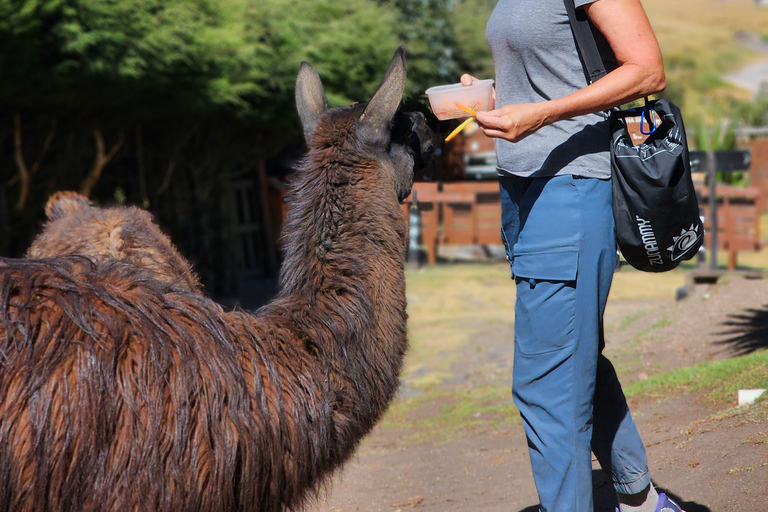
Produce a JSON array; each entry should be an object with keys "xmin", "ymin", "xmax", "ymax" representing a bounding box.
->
[
  {"xmin": 388, "ymin": 262, "xmax": 519, "ymax": 440},
  {"xmin": 608, "ymin": 266, "xmax": 687, "ymax": 301},
  {"xmin": 626, "ymin": 349, "xmax": 768, "ymax": 405},
  {"xmin": 404, "ymin": 262, "xmax": 514, "ymax": 376},
  {"xmin": 381, "ymin": 385, "xmax": 519, "ymax": 443}
]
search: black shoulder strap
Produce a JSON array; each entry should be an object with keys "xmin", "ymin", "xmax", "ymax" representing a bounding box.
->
[{"xmin": 563, "ymin": 0, "xmax": 607, "ymax": 84}]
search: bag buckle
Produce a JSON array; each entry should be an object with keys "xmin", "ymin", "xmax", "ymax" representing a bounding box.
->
[{"xmin": 640, "ymin": 97, "xmax": 658, "ymax": 135}]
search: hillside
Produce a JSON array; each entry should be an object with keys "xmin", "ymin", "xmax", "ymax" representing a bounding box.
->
[{"xmin": 643, "ymin": 0, "xmax": 768, "ymax": 121}]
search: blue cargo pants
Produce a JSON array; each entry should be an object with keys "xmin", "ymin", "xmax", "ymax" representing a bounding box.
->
[{"xmin": 500, "ymin": 174, "xmax": 651, "ymax": 512}]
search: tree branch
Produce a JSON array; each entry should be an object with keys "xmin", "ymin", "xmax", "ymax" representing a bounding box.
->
[
  {"xmin": 13, "ymin": 113, "xmax": 30, "ymax": 211},
  {"xmin": 29, "ymin": 120, "xmax": 57, "ymax": 176},
  {"xmin": 9, "ymin": 119, "xmax": 57, "ymax": 188},
  {"xmin": 80, "ymin": 128, "xmax": 125, "ymax": 198},
  {"xmin": 157, "ymin": 158, "xmax": 176, "ymax": 196}
]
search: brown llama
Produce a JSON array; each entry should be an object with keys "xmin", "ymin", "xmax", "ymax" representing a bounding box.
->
[
  {"xmin": 0, "ymin": 47, "xmax": 434, "ymax": 512},
  {"xmin": 26, "ymin": 190, "xmax": 201, "ymax": 293}
]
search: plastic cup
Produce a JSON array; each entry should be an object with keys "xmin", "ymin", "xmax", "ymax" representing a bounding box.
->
[{"xmin": 425, "ymin": 79, "xmax": 495, "ymax": 121}]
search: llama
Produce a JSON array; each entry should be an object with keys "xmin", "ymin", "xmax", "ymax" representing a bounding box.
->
[
  {"xmin": 0, "ymin": 47, "xmax": 434, "ymax": 512},
  {"xmin": 26, "ymin": 190, "xmax": 201, "ymax": 293}
]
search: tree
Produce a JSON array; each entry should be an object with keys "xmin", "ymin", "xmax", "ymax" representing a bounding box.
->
[
  {"xmin": 0, "ymin": 0, "xmax": 455, "ymax": 293},
  {"xmin": 450, "ymin": 0, "xmax": 495, "ymax": 82}
]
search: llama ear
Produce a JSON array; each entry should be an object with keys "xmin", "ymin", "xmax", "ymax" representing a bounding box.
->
[
  {"xmin": 359, "ymin": 47, "xmax": 407, "ymax": 144},
  {"xmin": 295, "ymin": 62, "xmax": 327, "ymax": 144},
  {"xmin": 45, "ymin": 191, "xmax": 91, "ymax": 220}
]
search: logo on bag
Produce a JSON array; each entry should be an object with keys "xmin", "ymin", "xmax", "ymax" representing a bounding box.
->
[
  {"xmin": 636, "ymin": 216, "xmax": 664, "ymax": 266},
  {"xmin": 668, "ymin": 224, "xmax": 702, "ymax": 261}
]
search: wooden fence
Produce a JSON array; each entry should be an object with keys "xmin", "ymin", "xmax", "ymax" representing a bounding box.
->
[
  {"xmin": 696, "ymin": 183, "xmax": 761, "ymax": 270},
  {"xmin": 400, "ymin": 180, "xmax": 762, "ymax": 269},
  {"xmin": 402, "ymin": 182, "xmax": 502, "ymax": 264}
]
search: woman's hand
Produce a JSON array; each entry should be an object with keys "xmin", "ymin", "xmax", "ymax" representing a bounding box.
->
[
  {"xmin": 460, "ymin": 74, "xmax": 478, "ymax": 87},
  {"xmin": 473, "ymin": 103, "xmax": 552, "ymax": 143},
  {"xmin": 460, "ymin": 74, "xmax": 546, "ymax": 142},
  {"xmin": 462, "ymin": 73, "xmax": 545, "ymax": 141},
  {"xmin": 460, "ymin": 74, "xmax": 496, "ymax": 102}
]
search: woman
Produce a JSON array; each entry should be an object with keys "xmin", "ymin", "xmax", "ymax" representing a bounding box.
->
[{"xmin": 461, "ymin": 1, "xmax": 684, "ymax": 511}]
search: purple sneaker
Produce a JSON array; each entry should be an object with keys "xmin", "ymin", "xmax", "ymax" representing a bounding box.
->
[
  {"xmin": 655, "ymin": 493, "xmax": 684, "ymax": 512},
  {"xmin": 614, "ymin": 493, "xmax": 684, "ymax": 512}
]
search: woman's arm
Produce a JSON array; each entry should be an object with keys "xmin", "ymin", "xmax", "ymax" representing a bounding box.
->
[{"xmin": 470, "ymin": 0, "xmax": 665, "ymax": 142}]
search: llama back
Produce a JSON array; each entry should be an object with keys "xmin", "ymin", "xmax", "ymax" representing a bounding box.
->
[
  {"xmin": 27, "ymin": 191, "xmax": 201, "ymax": 293},
  {"xmin": 0, "ymin": 257, "xmax": 335, "ymax": 512}
]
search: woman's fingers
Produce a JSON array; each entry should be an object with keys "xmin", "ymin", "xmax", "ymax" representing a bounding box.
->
[
  {"xmin": 460, "ymin": 74, "xmax": 478, "ymax": 86},
  {"xmin": 475, "ymin": 109, "xmax": 508, "ymax": 130},
  {"xmin": 474, "ymin": 106, "xmax": 538, "ymax": 143}
]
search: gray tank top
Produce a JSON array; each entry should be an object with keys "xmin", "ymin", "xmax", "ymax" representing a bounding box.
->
[{"xmin": 486, "ymin": 0, "xmax": 616, "ymax": 178}]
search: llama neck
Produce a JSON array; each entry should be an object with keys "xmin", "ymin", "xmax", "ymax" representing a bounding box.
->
[
  {"xmin": 271, "ymin": 156, "xmax": 409, "ymax": 416},
  {"xmin": 278, "ymin": 159, "xmax": 407, "ymax": 315},
  {"xmin": 239, "ymin": 155, "xmax": 410, "ymax": 508}
]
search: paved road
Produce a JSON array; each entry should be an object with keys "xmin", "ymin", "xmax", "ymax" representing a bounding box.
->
[
  {"xmin": 725, "ymin": 60, "xmax": 768, "ymax": 96},
  {"xmin": 725, "ymin": 31, "xmax": 768, "ymax": 96}
]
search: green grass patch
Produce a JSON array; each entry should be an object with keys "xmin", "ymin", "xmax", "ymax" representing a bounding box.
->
[
  {"xmin": 626, "ymin": 349, "xmax": 768, "ymax": 405},
  {"xmin": 623, "ymin": 315, "xmax": 672, "ymax": 349},
  {"xmin": 382, "ymin": 385, "xmax": 518, "ymax": 443},
  {"xmin": 618, "ymin": 311, "xmax": 645, "ymax": 330}
]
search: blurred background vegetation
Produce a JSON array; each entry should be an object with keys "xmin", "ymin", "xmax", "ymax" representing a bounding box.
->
[{"xmin": 1, "ymin": 0, "xmax": 767, "ymax": 300}]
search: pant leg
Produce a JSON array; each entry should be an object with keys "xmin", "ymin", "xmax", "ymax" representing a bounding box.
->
[
  {"xmin": 500, "ymin": 175, "xmax": 649, "ymax": 511},
  {"xmin": 582, "ymin": 181, "xmax": 651, "ymax": 496},
  {"xmin": 592, "ymin": 355, "xmax": 652, "ymax": 495}
]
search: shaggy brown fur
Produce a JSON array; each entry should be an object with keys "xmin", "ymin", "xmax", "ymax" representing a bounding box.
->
[
  {"xmin": 27, "ymin": 191, "xmax": 201, "ymax": 292},
  {"xmin": 0, "ymin": 48, "xmax": 434, "ymax": 512}
]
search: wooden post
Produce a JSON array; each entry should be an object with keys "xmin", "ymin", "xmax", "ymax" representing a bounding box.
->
[
  {"xmin": 722, "ymin": 194, "xmax": 735, "ymax": 270},
  {"xmin": 407, "ymin": 191, "xmax": 421, "ymax": 268},
  {"xmin": 707, "ymin": 150, "xmax": 718, "ymax": 270}
]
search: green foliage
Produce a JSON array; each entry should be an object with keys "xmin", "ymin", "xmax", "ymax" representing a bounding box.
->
[
  {"xmin": 450, "ymin": 0, "xmax": 495, "ymax": 82},
  {"xmin": 732, "ymin": 85, "xmax": 768, "ymax": 128},
  {"xmin": 246, "ymin": 0, "xmax": 402, "ymax": 116},
  {"xmin": 380, "ymin": 0, "xmax": 459, "ymax": 93},
  {"xmin": 0, "ymin": 0, "xmax": 430, "ymax": 124},
  {"xmin": 0, "ymin": 0, "xmax": 498, "ymax": 125}
]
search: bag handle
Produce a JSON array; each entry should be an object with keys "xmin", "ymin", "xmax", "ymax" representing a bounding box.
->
[{"xmin": 563, "ymin": 0, "xmax": 606, "ymax": 84}]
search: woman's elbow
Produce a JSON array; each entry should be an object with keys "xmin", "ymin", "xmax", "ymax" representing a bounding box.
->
[
  {"xmin": 650, "ymin": 68, "xmax": 666, "ymax": 95},
  {"xmin": 634, "ymin": 63, "xmax": 666, "ymax": 96},
  {"xmin": 645, "ymin": 60, "xmax": 666, "ymax": 95}
]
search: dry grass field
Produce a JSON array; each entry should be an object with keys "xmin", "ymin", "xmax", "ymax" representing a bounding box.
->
[{"xmin": 642, "ymin": 0, "xmax": 768, "ymax": 120}]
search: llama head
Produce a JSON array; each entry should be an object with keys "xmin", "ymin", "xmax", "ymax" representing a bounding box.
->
[
  {"xmin": 27, "ymin": 191, "xmax": 201, "ymax": 292},
  {"xmin": 295, "ymin": 47, "xmax": 434, "ymax": 202}
]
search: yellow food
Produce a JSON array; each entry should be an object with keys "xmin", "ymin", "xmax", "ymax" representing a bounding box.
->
[
  {"xmin": 457, "ymin": 104, "xmax": 476, "ymax": 116},
  {"xmin": 445, "ymin": 117, "xmax": 475, "ymax": 142}
]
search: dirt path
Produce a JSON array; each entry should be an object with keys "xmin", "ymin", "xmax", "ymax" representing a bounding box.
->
[
  {"xmin": 307, "ymin": 273, "xmax": 768, "ymax": 512},
  {"xmin": 725, "ymin": 31, "xmax": 768, "ymax": 96}
]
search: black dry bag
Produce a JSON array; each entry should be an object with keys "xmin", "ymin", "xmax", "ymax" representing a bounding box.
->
[{"xmin": 610, "ymin": 99, "xmax": 703, "ymax": 272}]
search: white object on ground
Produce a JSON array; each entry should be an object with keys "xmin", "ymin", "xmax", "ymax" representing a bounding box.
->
[{"xmin": 737, "ymin": 388, "xmax": 766, "ymax": 406}]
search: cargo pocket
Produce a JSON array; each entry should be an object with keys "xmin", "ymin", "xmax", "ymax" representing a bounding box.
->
[{"xmin": 513, "ymin": 248, "xmax": 579, "ymax": 357}]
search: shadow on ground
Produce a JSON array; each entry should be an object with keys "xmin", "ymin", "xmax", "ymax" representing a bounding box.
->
[
  {"xmin": 514, "ymin": 473, "xmax": 712, "ymax": 512},
  {"xmin": 715, "ymin": 303, "xmax": 768, "ymax": 355}
]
